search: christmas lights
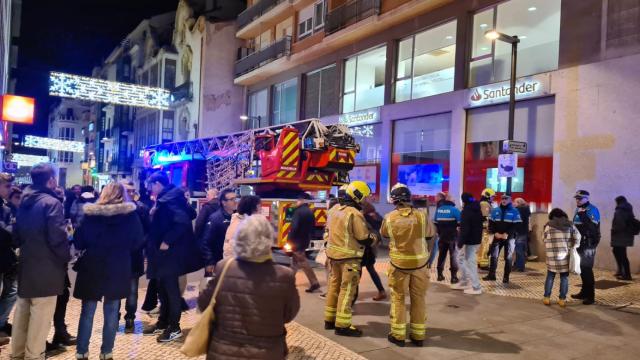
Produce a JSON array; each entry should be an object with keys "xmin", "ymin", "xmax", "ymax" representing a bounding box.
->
[
  {"xmin": 10, "ymin": 153, "xmax": 50, "ymax": 167},
  {"xmin": 24, "ymin": 135, "xmax": 85, "ymax": 153},
  {"xmin": 49, "ymin": 72, "xmax": 170, "ymax": 110}
]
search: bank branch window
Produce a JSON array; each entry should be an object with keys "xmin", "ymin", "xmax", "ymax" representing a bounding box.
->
[
  {"xmin": 391, "ymin": 113, "xmax": 451, "ymax": 200},
  {"xmin": 348, "ymin": 123, "xmax": 382, "ymax": 200},
  {"xmin": 469, "ymin": 0, "xmax": 560, "ymax": 86},
  {"xmin": 342, "ymin": 46, "xmax": 386, "ymax": 113},
  {"xmin": 396, "ymin": 20, "xmax": 456, "ymax": 102},
  {"xmin": 464, "ymin": 97, "xmax": 555, "ymax": 208}
]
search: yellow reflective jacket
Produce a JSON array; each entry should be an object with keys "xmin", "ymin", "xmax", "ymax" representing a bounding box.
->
[
  {"xmin": 326, "ymin": 205, "xmax": 370, "ymax": 261},
  {"xmin": 381, "ymin": 206, "xmax": 429, "ymax": 270}
]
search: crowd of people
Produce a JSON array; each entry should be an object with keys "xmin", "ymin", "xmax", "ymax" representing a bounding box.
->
[{"xmin": 0, "ymin": 163, "xmax": 637, "ymax": 358}]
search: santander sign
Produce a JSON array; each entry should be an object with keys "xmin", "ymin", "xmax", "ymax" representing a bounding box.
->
[{"xmin": 467, "ymin": 75, "xmax": 548, "ymax": 108}]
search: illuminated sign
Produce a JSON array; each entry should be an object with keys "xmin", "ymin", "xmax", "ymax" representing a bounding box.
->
[
  {"xmin": 11, "ymin": 153, "xmax": 50, "ymax": 167},
  {"xmin": 24, "ymin": 135, "xmax": 85, "ymax": 153},
  {"xmin": 339, "ymin": 108, "xmax": 380, "ymax": 127},
  {"xmin": 151, "ymin": 150, "xmax": 194, "ymax": 166},
  {"xmin": 49, "ymin": 72, "xmax": 170, "ymax": 110},
  {"xmin": 467, "ymin": 74, "xmax": 550, "ymax": 108},
  {"xmin": 350, "ymin": 125, "xmax": 375, "ymax": 138},
  {"xmin": 0, "ymin": 95, "xmax": 35, "ymax": 124}
]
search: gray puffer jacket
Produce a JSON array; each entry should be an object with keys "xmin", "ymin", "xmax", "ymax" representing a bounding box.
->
[{"xmin": 197, "ymin": 258, "xmax": 300, "ymax": 360}]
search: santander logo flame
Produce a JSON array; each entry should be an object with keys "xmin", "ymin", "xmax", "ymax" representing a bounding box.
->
[{"xmin": 470, "ymin": 89, "xmax": 482, "ymax": 101}]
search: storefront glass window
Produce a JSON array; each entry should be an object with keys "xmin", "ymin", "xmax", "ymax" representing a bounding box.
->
[
  {"xmin": 247, "ymin": 89, "xmax": 269, "ymax": 128},
  {"xmin": 348, "ymin": 122, "xmax": 382, "ymax": 200},
  {"xmin": 391, "ymin": 113, "xmax": 451, "ymax": 200},
  {"xmin": 343, "ymin": 46, "xmax": 386, "ymax": 113},
  {"xmin": 396, "ymin": 21, "xmax": 457, "ymax": 102},
  {"xmin": 469, "ymin": 0, "xmax": 561, "ymax": 86},
  {"xmin": 272, "ymin": 78, "xmax": 298, "ymax": 125}
]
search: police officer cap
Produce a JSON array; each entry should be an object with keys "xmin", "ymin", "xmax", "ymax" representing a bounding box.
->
[{"xmin": 574, "ymin": 190, "xmax": 590, "ymax": 199}]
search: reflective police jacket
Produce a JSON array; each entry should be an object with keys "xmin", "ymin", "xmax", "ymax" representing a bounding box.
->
[
  {"xmin": 573, "ymin": 203, "xmax": 601, "ymax": 249},
  {"xmin": 325, "ymin": 205, "xmax": 371, "ymax": 261},
  {"xmin": 434, "ymin": 200, "xmax": 461, "ymax": 241},
  {"xmin": 380, "ymin": 206, "xmax": 429, "ymax": 270},
  {"xmin": 488, "ymin": 204, "xmax": 522, "ymax": 238}
]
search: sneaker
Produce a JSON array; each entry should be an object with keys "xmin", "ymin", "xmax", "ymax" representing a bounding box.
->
[
  {"xmin": 157, "ymin": 326, "xmax": 182, "ymax": 343},
  {"xmin": 319, "ymin": 293, "xmax": 327, "ymax": 299},
  {"xmin": 450, "ymin": 282, "xmax": 471, "ymax": 290},
  {"xmin": 100, "ymin": 353, "xmax": 114, "ymax": 360},
  {"xmin": 125, "ymin": 319, "xmax": 135, "ymax": 334},
  {"xmin": 527, "ymin": 255, "xmax": 538, "ymax": 261},
  {"xmin": 482, "ymin": 274, "xmax": 496, "ymax": 281},
  {"xmin": 387, "ymin": 334, "xmax": 406, "ymax": 347},
  {"xmin": 324, "ymin": 321, "xmax": 336, "ymax": 330},
  {"xmin": 335, "ymin": 325, "xmax": 363, "ymax": 337},
  {"xmin": 543, "ymin": 297, "xmax": 551, "ymax": 306},
  {"xmin": 52, "ymin": 331, "xmax": 77, "ymax": 346},
  {"xmin": 76, "ymin": 353, "xmax": 89, "ymax": 360},
  {"xmin": 305, "ymin": 283, "xmax": 321, "ymax": 293},
  {"xmin": 372, "ymin": 291, "xmax": 387, "ymax": 301},
  {"xmin": 143, "ymin": 323, "xmax": 167, "ymax": 336},
  {"xmin": 463, "ymin": 288, "xmax": 482, "ymax": 295},
  {"xmin": 558, "ymin": 299, "xmax": 566, "ymax": 308}
]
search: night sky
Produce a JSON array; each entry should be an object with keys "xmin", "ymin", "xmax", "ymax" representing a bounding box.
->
[{"xmin": 13, "ymin": 0, "xmax": 180, "ymax": 137}]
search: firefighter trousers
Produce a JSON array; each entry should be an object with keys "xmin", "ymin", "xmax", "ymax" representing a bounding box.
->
[
  {"xmin": 388, "ymin": 265, "xmax": 429, "ymax": 341},
  {"xmin": 477, "ymin": 230, "xmax": 493, "ymax": 268},
  {"xmin": 324, "ymin": 259, "xmax": 361, "ymax": 329}
]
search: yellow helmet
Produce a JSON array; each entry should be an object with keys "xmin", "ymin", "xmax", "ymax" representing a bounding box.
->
[
  {"xmin": 346, "ymin": 181, "xmax": 371, "ymax": 204},
  {"xmin": 482, "ymin": 188, "xmax": 496, "ymax": 198}
]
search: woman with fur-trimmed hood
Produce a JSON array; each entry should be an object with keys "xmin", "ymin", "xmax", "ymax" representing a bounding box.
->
[{"xmin": 72, "ymin": 182, "xmax": 144, "ymax": 360}]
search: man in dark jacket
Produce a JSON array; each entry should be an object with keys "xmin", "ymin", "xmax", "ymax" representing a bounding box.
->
[
  {"xmin": 572, "ymin": 190, "xmax": 600, "ymax": 305},
  {"xmin": 514, "ymin": 198, "xmax": 532, "ymax": 272},
  {"xmin": 12, "ymin": 164, "xmax": 71, "ymax": 360},
  {"xmin": 0, "ymin": 173, "xmax": 16, "ymax": 342},
  {"xmin": 201, "ymin": 189, "xmax": 236, "ymax": 275},
  {"xmin": 611, "ymin": 196, "xmax": 635, "ymax": 281},
  {"xmin": 452, "ymin": 193, "xmax": 483, "ymax": 294},
  {"xmin": 483, "ymin": 195, "xmax": 522, "ymax": 284},
  {"xmin": 434, "ymin": 192, "xmax": 461, "ymax": 283},
  {"xmin": 143, "ymin": 172, "xmax": 201, "ymax": 343},
  {"xmin": 289, "ymin": 193, "xmax": 320, "ymax": 293},
  {"xmin": 194, "ymin": 188, "xmax": 219, "ymax": 241}
]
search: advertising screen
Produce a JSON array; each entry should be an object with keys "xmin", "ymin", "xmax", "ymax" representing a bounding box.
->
[
  {"xmin": 397, "ymin": 164, "xmax": 444, "ymax": 196},
  {"xmin": 486, "ymin": 167, "xmax": 525, "ymax": 193}
]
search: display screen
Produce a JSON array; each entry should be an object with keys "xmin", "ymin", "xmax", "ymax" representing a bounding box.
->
[
  {"xmin": 397, "ymin": 164, "xmax": 444, "ymax": 196},
  {"xmin": 486, "ymin": 167, "xmax": 525, "ymax": 193}
]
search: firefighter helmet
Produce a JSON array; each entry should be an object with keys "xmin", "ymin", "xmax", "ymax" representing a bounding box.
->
[
  {"xmin": 482, "ymin": 188, "xmax": 496, "ymax": 199},
  {"xmin": 390, "ymin": 183, "xmax": 412, "ymax": 204},
  {"xmin": 345, "ymin": 181, "xmax": 371, "ymax": 204}
]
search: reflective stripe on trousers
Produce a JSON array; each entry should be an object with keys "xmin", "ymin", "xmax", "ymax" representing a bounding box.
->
[
  {"xmin": 387, "ymin": 265, "xmax": 429, "ymax": 340},
  {"xmin": 324, "ymin": 259, "xmax": 361, "ymax": 328}
]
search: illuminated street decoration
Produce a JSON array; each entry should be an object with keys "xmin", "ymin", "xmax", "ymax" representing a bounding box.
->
[
  {"xmin": 350, "ymin": 125, "xmax": 374, "ymax": 138},
  {"xmin": 1, "ymin": 95, "xmax": 35, "ymax": 124},
  {"xmin": 11, "ymin": 153, "xmax": 50, "ymax": 167},
  {"xmin": 49, "ymin": 72, "xmax": 170, "ymax": 110},
  {"xmin": 24, "ymin": 135, "xmax": 84, "ymax": 153}
]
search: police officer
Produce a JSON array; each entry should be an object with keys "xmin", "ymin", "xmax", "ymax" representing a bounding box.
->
[
  {"xmin": 483, "ymin": 194, "xmax": 522, "ymax": 283},
  {"xmin": 381, "ymin": 184, "xmax": 430, "ymax": 347},
  {"xmin": 324, "ymin": 181, "xmax": 375, "ymax": 337},
  {"xmin": 477, "ymin": 188, "xmax": 496, "ymax": 269},
  {"xmin": 571, "ymin": 190, "xmax": 600, "ymax": 305},
  {"xmin": 434, "ymin": 192, "xmax": 461, "ymax": 283}
]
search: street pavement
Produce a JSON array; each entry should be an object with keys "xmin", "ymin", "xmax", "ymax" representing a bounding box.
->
[{"xmin": 0, "ymin": 255, "xmax": 639, "ymax": 359}]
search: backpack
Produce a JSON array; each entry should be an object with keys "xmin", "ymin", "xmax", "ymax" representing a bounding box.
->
[{"xmin": 629, "ymin": 217, "xmax": 640, "ymax": 236}]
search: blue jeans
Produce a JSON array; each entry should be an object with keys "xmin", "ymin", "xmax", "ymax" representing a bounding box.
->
[
  {"xmin": 458, "ymin": 244, "xmax": 481, "ymax": 290},
  {"xmin": 0, "ymin": 273, "xmax": 18, "ymax": 328},
  {"xmin": 514, "ymin": 235, "xmax": 528, "ymax": 271},
  {"xmin": 125, "ymin": 278, "xmax": 139, "ymax": 321},
  {"xmin": 544, "ymin": 271, "xmax": 569, "ymax": 299},
  {"xmin": 489, "ymin": 238, "xmax": 516, "ymax": 279},
  {"xmin": 76, "ymin": 299, "xmax": 121, "ymax": 356}
]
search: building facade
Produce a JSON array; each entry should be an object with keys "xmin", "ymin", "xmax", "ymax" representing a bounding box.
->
[{"xmin": 232, "ymin": 0, "xmax": 640, "ymax": 271}]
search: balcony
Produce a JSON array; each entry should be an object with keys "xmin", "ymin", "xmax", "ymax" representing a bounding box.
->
[
  {"xmin": 325, "ymin": 0, "xmax": 381, "ymax": 35},
  {"xmin": 170, "ymin": 82, "xmax": 193, "ymax": 106},
  {"xmin": 236, "ymin": 0, "xmax": 316, "ymax": 40},
  {"xmin": 238, "ymin": 0, "xmax": 286, "ymax": 30},
  {"xmin": 235, "ymin": 36, "xmax": 292, "ymax": 77}
]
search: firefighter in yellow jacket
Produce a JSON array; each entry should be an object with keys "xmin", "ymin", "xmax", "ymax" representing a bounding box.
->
[
  {"xmin": 381, "ymin": 183, "xmax": 430, "ymax": 347},
  {"xmin": 324, "ymin": 181, "xmax": 375, "ymax": 337},
  {"xmin": 477, "ymin": 188, "xmax": 496, "ymax": 269}
]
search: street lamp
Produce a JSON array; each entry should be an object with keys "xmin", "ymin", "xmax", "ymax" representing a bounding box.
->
[{"xmin": 485, "ymin": 30, "xmax": 520, "ymax": 196}]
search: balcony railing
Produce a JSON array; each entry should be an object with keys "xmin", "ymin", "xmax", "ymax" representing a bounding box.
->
[
  {"xmin": 170, "ymin": 81, "xmax": 193, "ymax": 105},
  {"xmin": 235, "ymin": 36, "xmax": 292, "ymax": 77},
  {"xmin": 237, "ymin": 0, "xmax": 286, "ymax": 30},
  {"xmin": 325, "ymin": 0, "xmax": 381, "ymax": 35}
]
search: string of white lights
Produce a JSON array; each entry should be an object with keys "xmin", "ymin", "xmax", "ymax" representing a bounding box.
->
[
  {"xmin": 10, "ymin": 153, "xmax": 50, "ymax": 167},
  {"xmin": 23, "ymin": 135, "xmax": 85, "ymax": 153}
]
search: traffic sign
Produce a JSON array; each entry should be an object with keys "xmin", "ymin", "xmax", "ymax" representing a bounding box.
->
[
  {"xmin": 498, "ymin": 154, "xmax": 518, "ymax": 177},
  {"xmin": 502, "ymin": 140, "xmax": 527, "ymax": 154}
]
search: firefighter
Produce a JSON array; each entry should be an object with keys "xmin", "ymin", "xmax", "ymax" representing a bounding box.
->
[
  {"xmin": 381, "ymin": 183, "xmax": 430, "ymax": 347},
  {"xmin": 477, "ymin": 188, "xmax": 496, "ymax": 269},
  {"xmin": 324, "ymin": 181, "xmax": 375, "ymax": 337}
]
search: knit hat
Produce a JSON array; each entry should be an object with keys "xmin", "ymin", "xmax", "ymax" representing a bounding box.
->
[{"xmin": 233, "ymin": 215, "xmax": 274, "ymax": 262}]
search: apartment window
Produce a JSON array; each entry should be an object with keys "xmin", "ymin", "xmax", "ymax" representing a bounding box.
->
[
  {"xmin": 247, "ymin": 89, "xmax": 269, "ymax": 129},
  {"xmin": 304, "ymin": 65, "xmax": 338, "ymax": 118},
  {"xmin": 59, "ymin": 151, "xmax": 74, "ymax": 163},
  {"xmin": 164, "ymin": 59, "xmax": 177, "ymax": 89},
  {"xmin": 272, "ymin": 78, "xmax": 298, "ymax": 125},
  {"xmin": 162, "ymin": 111, "xmax": 175, "ymax": 143},
  {"xmin": 150, "ymin": 63, "xmax": 159, "ymax": 87},
  {"xmin": 141, "ymin": 71, "xmax": 149, "ymax": 86},
  {"xmin": 298, "ymin": 1, "xmax": 325, "ymax": 40},
  {"xmin": 469, "ymin": 0, "xmax": 560, "ymax": 86},
  {"xmin": 58, "ymin": 127, "xmax": 75, "ymax": 140},
  {"xmin": 314, "ymin": 1, "xmax": 326, "ymax": 30},
  {"xmin": 396, "ymin": 20, "xmax": 456, "ymax": 102},
  {"xmin": 343, "ymin": 46, "xmax": 386, "ymax": 113},
  {"xmin": 147, "ymin": 112, "xmax": 159, "ymax": 146}
]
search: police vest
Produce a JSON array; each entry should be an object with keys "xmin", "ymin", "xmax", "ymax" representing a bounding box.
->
[
  {"xmin": 489, "ymin": 206, "xmax": 521, "ymax": 223},
  {"xmin": 434, "ymin": 204, "xmax": 461, "ymax": 224},
  {"xmin": 326, "ymin": 205, "xmax": 369, "ymax": 261},
  {"xmin": 573, "ymin": 204, "xmax": 600, "ymax": 226},
  {"xmin": 382, "ymin": 207, "xmax": 429, "ymax": 270}
]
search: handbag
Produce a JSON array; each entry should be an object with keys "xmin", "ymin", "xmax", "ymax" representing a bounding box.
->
[
  {"xmin": 570, "ymin": 247, "xmax": 581, "ymax": 275},
  {"xmin": 180, "ymin": 259, "xmax": 234, "ymax": 357}
]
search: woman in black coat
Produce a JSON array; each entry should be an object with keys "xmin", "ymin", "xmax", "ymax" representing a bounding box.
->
[
  {"xmin": 72, "ymin": 182, "xmax": 144, "ymax": 360},
  {"xmin": 611, "ymin": 196, "xmax": 635, "ymax": 280}
]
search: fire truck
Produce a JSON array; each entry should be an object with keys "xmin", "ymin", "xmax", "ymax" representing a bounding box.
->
[{"xmin": 143, "ymin": 119, "xmax": 360, "ymax": 255}]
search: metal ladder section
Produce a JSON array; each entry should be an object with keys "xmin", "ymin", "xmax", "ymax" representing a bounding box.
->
[{"xmin": 206, "ymin": 130, "xmax": 255, "ymax": 191}]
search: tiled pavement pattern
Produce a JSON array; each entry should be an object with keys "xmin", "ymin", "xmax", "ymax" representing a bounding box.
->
[{"xmin": 0, "ymin": 284, "xmax": 366, "ymax": 360}]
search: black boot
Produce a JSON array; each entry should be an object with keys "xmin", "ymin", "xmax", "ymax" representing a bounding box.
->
[
  {"xmin": 335, "ymin": 326, "xmax": 363, "ymax": 337},
  {"xmin": 437, "ymin": 271, "xmax": 445, "ymax": 281},
  {"xmin": 450, "ymin": 273, "xmax": 459, "ymax": 284},
  {"xmin": 125, "ymin": 319, "xmax": 135, "ymax": 334},
  {"xmin": 324, "ymin": 321, "xmax": 335, "ymax": 330},
  {"xmin": 387, "ymin": 334, "xmax": 406, "ymax": 347},
  {"xmin": 410, "ymin": 336, "xmax": 424, "ymax": 347},
  {"xmin": 502, "ymin": 276, "xmax": 509, "ymax": 284},
  {"xmin": 571, "ymin": 292, "xmax": 585, "ymax": 300},
  {"xmin": 52, "ymin": 331, "xmax": 77, "ymax": 346},
  {"xmin": 482, "ymin": 273, "xmax": 496, "ymax": 281}
]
